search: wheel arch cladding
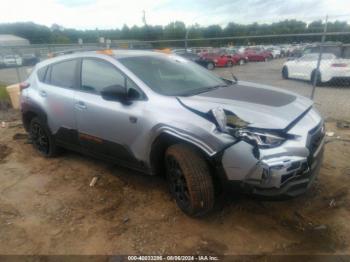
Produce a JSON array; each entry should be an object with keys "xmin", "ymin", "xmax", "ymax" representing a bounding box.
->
[
  {"xmin": 22, "ymin": 102, "xmax": 48, "ymax": 132},
  {"xmin": 149, "ymin": 132, "xmax": 213, "ymax": 176}
]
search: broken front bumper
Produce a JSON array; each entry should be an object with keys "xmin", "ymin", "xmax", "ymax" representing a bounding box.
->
[{"xmin": 221, "ymin": 108, "xmax": 325, "ymax": 197}]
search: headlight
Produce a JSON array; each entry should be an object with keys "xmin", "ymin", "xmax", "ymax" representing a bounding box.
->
[
  {"xmin": 211, "ymin": 107, "xmax": 227, "ymax": 132},
  {"xmin": 235, "ymin": 129, "xmax": 286, "ymax": 148}
]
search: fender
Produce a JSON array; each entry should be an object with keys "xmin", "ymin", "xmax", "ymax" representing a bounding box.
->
[
  {"xmin": 21, "ymin": 100, "xmax": 48, "ymax": 131},
  {"xmin": 147, "ymin": 123, "xmax": 233, "ymax": 160}
]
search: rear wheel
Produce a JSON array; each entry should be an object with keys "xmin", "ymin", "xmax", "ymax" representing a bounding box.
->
[
  {"xmin": 29, "ymin": 117, "xmax": 58, "ymax": 157},
  {"xmin": 165, "ymin": 144, "xmax": 215, "ymax": 217},
  {"xmin": 311, "ymin": 70, "xmax": 322, "ymax": 86},
  {"xmin": 206, "ymin": 62, "xmax": 215, "ymax": 70},
  {"xmin": 226, "ymin": 61, "xmax": 233, "ymax": 67},
  {"xmin": 282, "ymin": 66, "xmax": 289, "ymax": 79}
]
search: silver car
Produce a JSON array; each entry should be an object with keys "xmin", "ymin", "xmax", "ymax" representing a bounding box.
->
[{"xmin": 20, "ymin": 50, "xmax": 325, "ymax": 216}]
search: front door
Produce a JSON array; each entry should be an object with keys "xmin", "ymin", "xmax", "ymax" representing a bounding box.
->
[{"xmin": 74, "ymin": 58, "xmax": 146, "ymax": 165}]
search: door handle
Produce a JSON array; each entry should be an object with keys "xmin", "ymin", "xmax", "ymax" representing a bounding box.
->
[
  {"xmin": 75, "ymin": 101, "xmax": 87, "ymax": 110},
  {"xmin": 39, "ymin": 90, "xmax": 47, "ymax": 97},
  {"xmin": 129, "ymin": 116, "xmax": 137, "ymax": 123}
]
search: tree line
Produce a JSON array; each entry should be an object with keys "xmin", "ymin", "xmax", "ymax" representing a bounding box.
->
[{"xmin": 0, "ymin": 20, "xmax": 349, "ymax": 47}]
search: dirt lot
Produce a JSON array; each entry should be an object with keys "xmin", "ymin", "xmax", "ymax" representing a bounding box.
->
[{"xmin": 1, "ymin": 109, "xmax": 350, "ymax": 256}]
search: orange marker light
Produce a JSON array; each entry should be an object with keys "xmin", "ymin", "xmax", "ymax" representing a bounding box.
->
[
  {"xmin": 96, "ymin": 49, "xmax": 114, "ymax": 55},
  {"xmin": 154, "ymin": 48, "xmax": 172, "ymax": 54}
]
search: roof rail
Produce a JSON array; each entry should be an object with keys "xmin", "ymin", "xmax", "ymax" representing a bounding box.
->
[{"xmin": 47, "ymin": 47, "xmax": 107, "ymax": 58}]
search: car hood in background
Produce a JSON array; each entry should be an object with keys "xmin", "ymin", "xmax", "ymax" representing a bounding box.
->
[{"xmin": 178, "ymin": 81, "xmax": 313, "ymax": 130}]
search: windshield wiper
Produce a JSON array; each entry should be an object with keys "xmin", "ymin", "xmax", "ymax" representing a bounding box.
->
[{"xmin": 188, "ymin": 84, "xmax": 228, "ymax": 95}]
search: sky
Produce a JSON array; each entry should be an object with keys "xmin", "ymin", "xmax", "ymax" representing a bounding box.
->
[{"xmin": 1, "ymin": 0, "xmax": 350, "ymax": 29}]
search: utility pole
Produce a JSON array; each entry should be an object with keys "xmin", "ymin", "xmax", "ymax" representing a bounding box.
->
[
  {"xmin": 142, "ymin": 10, "xmax": 147, "ymax": 26},
  {"xmin": 185, "ymin": 27, "xmax": 190, "ymax": 49},
  {"xmin": 311, "ymin": 15, "xmax": 328, "ymax": 100}
]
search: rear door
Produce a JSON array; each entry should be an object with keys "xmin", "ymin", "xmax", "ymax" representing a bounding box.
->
[{"xmin": 38, "ymin": 58, "xmax": 79, "ymax": 146}]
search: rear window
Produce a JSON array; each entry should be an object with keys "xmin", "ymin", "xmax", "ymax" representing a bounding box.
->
[{"xmin": 49, "ymin": 59, "xmax": 78, "ymax": 88}]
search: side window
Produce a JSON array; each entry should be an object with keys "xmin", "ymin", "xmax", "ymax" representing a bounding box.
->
[
  {"xmin": 126, "ymin": 78, "xmax": 143, "ymax": 99},
  {"xmin": 50, "ymin": 60, "xmax": 78, "ymax": 88},
  {"xmin": 81, "ymin": 59, "xmax": 125, "ymax": 94},
  {"xmin": 300, "ymin": 54, "xmax": 314, "ymax": 61},
  {"xmin": 37, "ymin": 66, "xmax": 47, "ymax": 82}
]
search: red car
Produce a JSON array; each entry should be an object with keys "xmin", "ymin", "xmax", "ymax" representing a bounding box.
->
[
  {"xmin": 225, "ymin": 50, "xmax": 249, "ymax": 65},
  {"xmin": 199, "ymin": 52, "xmax": 234, "ymax": 67},
  {"xmin": 244, "ymin": 48, "xmax": 273, "ymax": 62}
]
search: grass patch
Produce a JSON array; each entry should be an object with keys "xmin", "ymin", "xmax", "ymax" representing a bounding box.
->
[{"xmin": 0, "ymin": 85, "xmax": 9, "ymax": 101}]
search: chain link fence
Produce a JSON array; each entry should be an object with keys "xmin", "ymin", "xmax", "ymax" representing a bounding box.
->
[{"xmin": 0, "ymin": 29, "xmax": 349, "ymax": 122}]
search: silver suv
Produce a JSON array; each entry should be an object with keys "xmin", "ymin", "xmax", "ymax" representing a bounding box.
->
[{"xmin": 20, "ymin": 50, "xmax": 325, "ymax": 216}]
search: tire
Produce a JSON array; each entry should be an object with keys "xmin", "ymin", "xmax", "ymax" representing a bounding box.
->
[
  {"xmin": 264, "ymin": 57, "xmax": 268, "ymax": 62},
  {"xmin": 165, "ymin": 144, "xmax": 215, "ymax": 217},
  {"xmin": 206, "ymin": 62, "xmax": 215, "ymax": 70},
  {"xmin": 311, "ymin": 70, "xmax": 322, "ymax": 86},
  {"xmin": 239, "ymin": 59, "xmax": 245, "ymax": 65},
  {"xmin": 29, "ymin": 117, "xmax": 58, "ymax": 157},
  {"xmin": 226, "ymin": 61, "xmax": 233, "ymax": 67},
  {"xmin": 282, "ymin": 66, "xmax": 289, "ymax": 79}
]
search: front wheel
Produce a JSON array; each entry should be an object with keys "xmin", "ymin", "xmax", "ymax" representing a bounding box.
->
[
  {"xmin": 282, "ymin": 66, "xmax": 289, "ymax": 79},
  {"xmin": 165, "ymin": 144, "xmax": 215, "ymax": 217},
  {"xmin": 206, "ymin": 62, "xmax": 215, "ymax": 70}
]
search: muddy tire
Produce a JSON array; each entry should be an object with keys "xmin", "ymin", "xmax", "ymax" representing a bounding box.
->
[
  {"xmin": 29, "ymin": 117, "xmax": 58, "ymax": 157},
  {"xmin": 282, "ymin": 66, "xmax": 289, "ymax": 79},
  {"xmin": 165, "ymin": 144, "xmax": 215, "ymax": 217}
]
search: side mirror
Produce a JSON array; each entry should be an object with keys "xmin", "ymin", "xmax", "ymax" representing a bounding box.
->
[{"xmin": 101, "ymin": 85, "xmax": 127, "ymax": 102}]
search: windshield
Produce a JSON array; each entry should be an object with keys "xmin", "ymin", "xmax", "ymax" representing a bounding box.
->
[{"xmin": 118, "ymin": 54, "xmax": 228, "ymax": 96}]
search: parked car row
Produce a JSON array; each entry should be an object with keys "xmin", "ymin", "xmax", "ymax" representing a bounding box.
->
[{"xmin": 0, "ymin": 53, "xmax": 39, "ymax": 68}]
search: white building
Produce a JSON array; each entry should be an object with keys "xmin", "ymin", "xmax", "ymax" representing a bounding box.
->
[{"xmin": 0, "ymin": 34, "xmax": 30, "ymax": 46}]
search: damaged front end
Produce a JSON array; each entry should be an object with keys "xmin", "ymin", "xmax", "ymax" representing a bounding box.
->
[
  {"xmin": 179, "ymin": 97, "xmax": 325, "ymax": 198},
  {"xmin": 217, "ymin": 107, "xmax": 325, "ymax": 197}
]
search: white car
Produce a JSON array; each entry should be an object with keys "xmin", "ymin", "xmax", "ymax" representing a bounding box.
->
[
  {"xmin": 3, "ymin": 54, "xmax": 23, "ymax": 67},
  {"xmin": 266, "ymin": 46, "xmax": 281, "ymax": 58},
  {"xmin": 282, "ymin": 53, "xmax": 350, "ymax": 85}
]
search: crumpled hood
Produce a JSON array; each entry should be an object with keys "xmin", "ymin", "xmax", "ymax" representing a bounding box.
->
[{"xmin": 178, "ymin": 81, "xmax": 313, "ymax": 130}]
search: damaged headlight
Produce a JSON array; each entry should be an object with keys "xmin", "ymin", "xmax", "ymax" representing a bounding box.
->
[
  {"xmin": 210, "ymin": 107, "xmax": 249, "ymax": 133},
  {"xmin": 211, "ymin": 107, "xmax": 227, "ymax": 132},
  {"xmin": 235, "ymin": 129, "xmax": 286, "ymax": 148}
]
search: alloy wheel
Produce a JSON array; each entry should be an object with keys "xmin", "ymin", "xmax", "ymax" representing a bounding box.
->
[
  {"xmin": 30, "ymin": 122, "xmax": 50, "ymax": 155},
  {"xmin": 166, "ymin": 156, "xmax": 190, "ymax": 208}
]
